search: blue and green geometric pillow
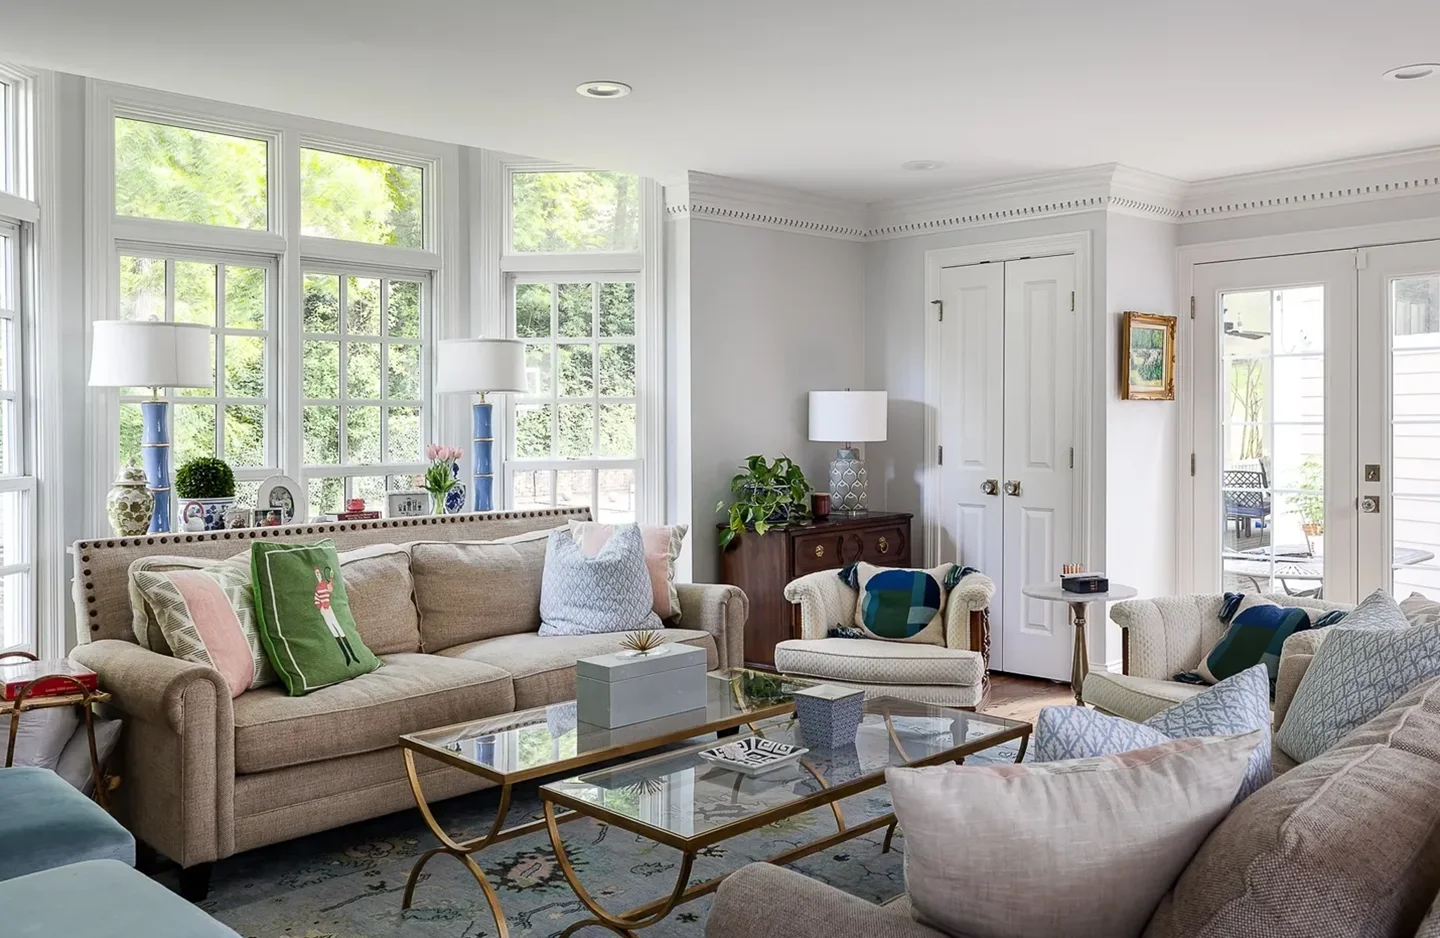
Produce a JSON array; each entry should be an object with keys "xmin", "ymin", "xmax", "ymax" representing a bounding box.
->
[
  {"xmin": 1178, "ymin": 593, "xmax": 1348, "ymax": 695},
  {"xmin": 836, "ymin": 562, "xmax": 977, "ymax": 645}
]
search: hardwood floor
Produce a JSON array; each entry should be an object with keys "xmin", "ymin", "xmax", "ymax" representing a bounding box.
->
[{"xmin": 980, "ymin": 672, "xmax": 1075, "ymax": 724}]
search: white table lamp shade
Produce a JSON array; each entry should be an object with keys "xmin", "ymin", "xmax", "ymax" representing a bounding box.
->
[
  {"xmin": 808, "ymin": 391, "xmax": 888, "ymax": 442},
  {"xmin": 435, "ymin": 338, "xmax": 528, "ymax": 394},
  {"xmin": 88, "ymin": 320, "xmax": 212, "ymax": 388}
]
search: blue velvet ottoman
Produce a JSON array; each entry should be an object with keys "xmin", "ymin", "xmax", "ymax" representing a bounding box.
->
[
  {"xmin": 0, "ymin": 859, "xmax": 241, "ymax": 937},
  {"xmin": 0, "ymin": 767, "xmax": 134, "ymax": 881}
]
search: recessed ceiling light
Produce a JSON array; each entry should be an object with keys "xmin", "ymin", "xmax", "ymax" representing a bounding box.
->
[
  {"xmin": 576, "ymin": 81, "xmax": 632, "ymax": 99},
  {"xmin": 902, "ymin": 160, "xmax": 944, "ymax": 171},
  {"xmin": 1383, "ymin": 63, "xmax": 1440, "ymax": 81}
]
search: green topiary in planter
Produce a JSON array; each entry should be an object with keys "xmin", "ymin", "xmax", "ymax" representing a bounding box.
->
[{"xmin": 175, "ymin": 456, "xmax": 236, "ymax": 500}]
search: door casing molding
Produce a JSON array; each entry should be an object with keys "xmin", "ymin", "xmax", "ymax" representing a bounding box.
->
[{"xmin": 922, "ymin": 230, "xmax": 1094, "ymax": 580}]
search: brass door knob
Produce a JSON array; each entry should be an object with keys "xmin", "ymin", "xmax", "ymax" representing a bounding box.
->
[
  {"xmin": 877, "ymin": 536, "xmax": 889, "ymax": 554},
  {"xmin": 1004, "ymin": 480, "xmax": 1022, "ymax": 497},
  {"xmin": 814, "ymin": 544, "xmax": 825, "ymax": 557},
  {"xmin": 981, "ymin": 479, "xmax": 999, "ymax": 496}
]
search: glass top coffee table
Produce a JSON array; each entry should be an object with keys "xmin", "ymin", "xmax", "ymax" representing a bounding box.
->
[
  {"xmin": 397, "ymin": 668, "xmax": 819, "ymax": 935},
  {"xmin": 539, "ymin": 697, "xmax": 1030, "ymax": 936}
]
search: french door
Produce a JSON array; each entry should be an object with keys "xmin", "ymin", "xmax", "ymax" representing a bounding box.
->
[{"xmin": 1193, "ymin": 241, "xmax": 1440, "ymax": 602}]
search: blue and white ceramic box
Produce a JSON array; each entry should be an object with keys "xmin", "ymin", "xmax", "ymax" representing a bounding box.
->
[{"xmin": 793, "ymin": 684, "xmax": 867, "ymax": 749}]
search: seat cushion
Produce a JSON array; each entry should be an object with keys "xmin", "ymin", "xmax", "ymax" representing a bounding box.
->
[
  {"xmin": 1081, "ymin": 671, "xmax": 1208, "ymax": 722},
  {"xmin": 774, "ymin": 638, "xmax": 985, "ymax": 687},
  {"xmin": 0, "ymin": 859, "xmax": 240, "ymax": 937},
  {"xmin": 0, "ymin": 767, "xmax": 135, "ymax": 882},
  {"xmin": 438, "ymin": 629, "xmax": 717, "ymax": 710},
  {"xmin": 410, "ymin": 531, "xmax": 551, "ymax": 650},
  {"xmin": 232, "ymin": 653, "xmax": 514, "ymax": 773}
]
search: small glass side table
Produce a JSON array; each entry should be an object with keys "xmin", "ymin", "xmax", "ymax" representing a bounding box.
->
[
  {"xmin": 1021, "ymin": 582, "xmax": 1138, "ymax": 705},
  {"xmin": 1, "ymin": 651, "xmax": 115, "ymax": 810}
]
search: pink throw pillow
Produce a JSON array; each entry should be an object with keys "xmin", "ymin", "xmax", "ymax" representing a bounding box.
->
[{"xmin": 567, "ymin": 522, "xmax": 687, "ymax": 620}]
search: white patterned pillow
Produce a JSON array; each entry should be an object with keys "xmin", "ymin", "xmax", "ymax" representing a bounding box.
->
[
  {"xmin": 538, "ymin": 525, "xmax": 662, "ymax": 636},
  {"xmin": 1035, "ymin": 664, "xmax": 1272, "ymax": 799},
  {"xmin": 1275, "ymin": 589, "xmax": 1440, "ymax": 764}
]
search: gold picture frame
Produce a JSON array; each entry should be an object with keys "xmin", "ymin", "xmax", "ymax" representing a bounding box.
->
[{"xmin": 1120, "ymin": 311, "xmax": 1176, "ymax": 401}]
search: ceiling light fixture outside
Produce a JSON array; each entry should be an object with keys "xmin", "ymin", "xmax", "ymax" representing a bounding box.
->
[
  {"xmin": 1383, "ymin": 64, "xmax": 1440, "ymax": 81},
  {"xmin": 576, "ymin": 81, "xmax": 632, "ymax": 99},
  {"xmin": 902, "ymin": 160, "xmax": 944, "ymax": 171}
]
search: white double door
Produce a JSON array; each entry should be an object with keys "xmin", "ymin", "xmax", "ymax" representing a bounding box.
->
[
  {"xmin": 936, "ymin": 255, "xmax": 1077, "ymax": 680},
  {"xmin": 1192, "ymin": 241, "xmax": 1440, "ymax": 602}
]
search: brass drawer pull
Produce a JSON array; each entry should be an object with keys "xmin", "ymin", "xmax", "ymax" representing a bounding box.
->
[
  {"xmin": 877, "ymin": 536, "xmax": 889, "ymax": 554},
  {"xmin": 814, "ymin": 544, "xmax": 825, "ymax": 558}
]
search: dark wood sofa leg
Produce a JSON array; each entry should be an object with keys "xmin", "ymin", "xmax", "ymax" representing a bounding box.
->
[
  {"xmin": 134, "ymin": 840, "xmax": 163, "ymax": 875},
  {"xmin": 178, "ymin": 862, "xmax": 214, "ymax": 902}
]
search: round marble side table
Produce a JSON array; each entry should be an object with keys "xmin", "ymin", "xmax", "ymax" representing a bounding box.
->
[{"xmin": 1021, "ymin": 582, "xmax": 1138, "ymax": 705}]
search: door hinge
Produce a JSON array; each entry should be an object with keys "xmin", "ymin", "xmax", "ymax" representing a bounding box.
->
[
  {"xmin": 938, "ymin": 445, "xmax": 943, "ymax": 466},
  {"xmin": 1190, "ymin": 295, "xmax": 1196, "ymax": 320},
  {"xmin": 1356, "ymin": 249, "xmax": 1369, "ymax": 270},
  {"xmin": 931, "ymin": 299, "xmax": 943, "ymax": 321},
  {"xmin": 1069, "ymin": 446, "xmax": 1074, "ymax": 470},
  {"xmin": 1190, "ymin": 453, "xmax": 1196, "ymax": 477},
  {"xmin": 1070, "ymin": 290, "xmax": 1075, "ymax": 312}
]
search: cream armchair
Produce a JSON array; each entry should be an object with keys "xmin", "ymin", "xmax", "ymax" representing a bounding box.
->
[{"xmin": 779, "ymin": 569, "xmax": 995, "ymax": 708}]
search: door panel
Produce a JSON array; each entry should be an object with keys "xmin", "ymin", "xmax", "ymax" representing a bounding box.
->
[{"xmin": 1002, "ymin": 255, "xmax": 1075, "ymax": 680}]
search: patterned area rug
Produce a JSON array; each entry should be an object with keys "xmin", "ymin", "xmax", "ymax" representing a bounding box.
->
[{"xmin": 194, "ymin": 738, "xmax": 1020, "ymax": 938}]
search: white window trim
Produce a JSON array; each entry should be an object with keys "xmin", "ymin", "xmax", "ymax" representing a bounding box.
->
[
  {"xmin": 486, "ymin": 158, "xmax": 665, "ymax": 523},
  {"xmin": 84, "ymin": 80, "xmax": 463, "ymax": 537}
]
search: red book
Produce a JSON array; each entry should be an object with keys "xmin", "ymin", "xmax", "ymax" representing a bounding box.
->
[
  {"xmin": 336, "ymin": 510, "xmax": 381, "ymax": 521},
  {"xmin": 2, "ymin": 659, "xmax": 98, "ymax": 701}
]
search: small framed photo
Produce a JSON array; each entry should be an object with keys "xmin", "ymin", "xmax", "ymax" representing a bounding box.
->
[
  {"xmin": 251, "ymin": 508, "xmax": 284, "ymax": 527},
  {"xmin": 1120, "ymin": 311, "xmax": 1177, "ymax": 401},
  {"xmin": 257, "ymin": 474, "xmax": 302, "ymax": 523},
  {"xmin": 386, "ymin": 491, "xmax": 430, "ymax": 518}
]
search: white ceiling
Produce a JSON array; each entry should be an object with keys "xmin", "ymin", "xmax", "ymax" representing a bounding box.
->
[{"xmin": 5, "ymin": 0, "xmax": 1440, "ymax": 202}]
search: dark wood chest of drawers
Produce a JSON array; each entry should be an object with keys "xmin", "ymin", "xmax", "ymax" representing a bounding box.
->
[{"xmin": 718, "ymin": 511, "xmax": 914, "ymax": 670}]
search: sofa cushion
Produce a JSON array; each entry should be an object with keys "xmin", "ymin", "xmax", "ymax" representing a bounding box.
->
[
  {"xmin": 231, "ymin": 653, "xmax": 514, "ymax": 773},
  {"xmin": 337, "ymin": 543, "xmax": 420, "ymax": 655},
  {"xmin": 410, "ymin": 530, "xmax": 551, "ymax": 651},
  {"xmin": 1145, "ymin": 677, "xmax": 1440, "ymax": 938},
  {"xmin": 438, "ymin": 629, "xmax": 717, "ymax": 710},
  {"xmin": 774, "ymin": 638, "xmax": 985, "ymax": 687},
  {"xmin": 1081, "ymin": 670, "xmax": 1207, "ymax": 722}
]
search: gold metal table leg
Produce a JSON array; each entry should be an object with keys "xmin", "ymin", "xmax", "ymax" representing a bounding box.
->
[{"xmin": 1070, "ymin": 599, "xmax": 1090, "ymax": 705}]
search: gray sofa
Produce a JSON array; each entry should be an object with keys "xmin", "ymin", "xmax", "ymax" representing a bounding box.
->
[
  {"xmin": 707, "ymin": 675, "xmax": 1440, "ymax": 938},
  {"xmin": 69, "ymin": 508, "xmax": 747, "ymax": 899}
]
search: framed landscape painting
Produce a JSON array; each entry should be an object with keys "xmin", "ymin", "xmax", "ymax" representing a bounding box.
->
[{"xmin": 1121, "ymin": 311, "xmax": 1176, "ymax": 400}]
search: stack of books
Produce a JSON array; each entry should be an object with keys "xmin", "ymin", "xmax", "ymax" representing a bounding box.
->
[{"xmin": 1, "ymin": 658, "xmax": 98, "ymax": 701}]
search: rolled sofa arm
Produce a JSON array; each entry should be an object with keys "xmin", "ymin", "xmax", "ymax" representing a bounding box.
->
[
  {"xmin": 706, "ymin": 864, "xmax": 945, "ymax": 938},
  {"xmin": 69, "ymin": 640, "xmax": 236, "ymax": 867},
  {"xmin": 1273, "ymin": 628, "xmax": 1332, "ymax": 730},
  {"xmin": 784, "ymin": 571, "xmax": 859, "ymax": 641},
  {"xmin": 673, "ymin": 583, "xmax": 748, "ymax": 670},
  {"xmin": 944, "ymin": 572, "xmax": 994, "ymax": 652}
]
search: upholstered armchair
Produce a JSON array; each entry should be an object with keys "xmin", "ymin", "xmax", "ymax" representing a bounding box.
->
[{"xmin": 778, "ymin": 569, "xmax": 994, "ymax": 708}]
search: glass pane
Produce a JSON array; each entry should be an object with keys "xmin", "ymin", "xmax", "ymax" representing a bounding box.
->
[
  {"xmin": 387, "ymin": 280, "xmax": 421, "ymax": 338},
  {"xmin": 303, "ymin": 340, "xmax": 340, "ymax": 399},
  {"xmin": 0, "ymin": 490, "xmax": 23, "ymax": 567},
  {"xmin": 1273, "ymin": 287, "xmax": 1324, "ymax": 354},
  {"xmin": 524, "ymin": 343, "xmax": 552, "ymax": 396},
  {"xmin": 300, "ymin": 148, "xmax": 423, "ymax": 249},
  {"xmin": 173, "ymin": 262, "xmax": 216, "ymax": 326},
  {"xmin": 511, "ymin": 170, "xmax": 639, "ymax": 252},
  {"xmin": 345, "ymin": 342, "xmax": 382, "ymax": 399},
  {"xmin": 115, "ymin": 118, "xmax": 268, "ymax": 230},
  {"xmin": 178, "ymin": 334, "xmax": 217, "ymax": 397},
  {"xmin": 223, "ymin": 404, "xmax": 265, "ymax": 467},
  {"xmin": 224, "ymin": 335, "xmax": 265, "ymax": 397},
  {"xmin": 303, "ymin": 274, "xmax": 340, "ymax": 332},
  {"xmin": 119, "ymin": 402, "xmax": 142, "ymax": 468},
  {"xmin": 1392, "ymin": 275, "xmax": 1440, "ymax": 601},
  {"xmin": 308, "ymin": 476, "xmax": 344, "ymax": 516},
  {"xmin": 515, "ymin": 404, "xmax": 552, "ymax": 459},
  {"xmin": 346, "ymin": 277, "xmax": 381, "ymax": 335},
  {"xmin": 0, "ymin": 571, "xmax": 26, "ymax": 652},
  {"xmin": 513, "ymin": 470, "xmax": 554, "ymax": 510},
  {"xmin": 600, "ymin": 403, "xmax": 637, "ymax": 457},
  {"xmin": 225, "ymin": 266, "xmax": 266, "ymax": 329},
  {"xmin": 345, "ymin": 405, "xmax": 381, "ymax": 464},
  {"xmin": 0, "ymin": 400, "xmax": 11, "ymax": 474},
  {"xmin": 558, "ymin": 345, "xmax": 593, "ymax": 398},
  {"xmin": 515, "ymin": 283, "xmax": 552, "ymax": 338},
  {"xmin": 387, "ymin": 406, "xmax": 420, "ymax": 464},
  {"xmin": 0, "ymin": 319, "xmax": 9, "ymax": 391},
  {"xmin": 303, "ymin": 405, "xmax": 340, "ymax": 464},
  {"xmin": 558, "ymin": 283, "xmax": 593, "ymax": 338},
  {"xmin": 233, "ymin": 479, "xmax": 261, "ymax": 511},
  {"xmin": 597, "ymin": 468, "xmax": 636, "ymax": 523},
  {"xmin": 1272, "ymin": 357, "xmax": 1322, "ymax": 423},
  {"xmin": 351, "ymin": 475, "xmax": 389, "ymax": 511},
  {"xmin": 599, "ymin": 282, "xmax": 635, "ymax": 337},
  {"xmin": 598, "ymin": 343, "xmax": 636, "ymax": 397},
  {"xmin": 386, "ymin": 344, "xmax": 420, "ymax": 401},
  {"xmin": 119, "ymin": 255, "xmax": 165, "ymax": 321},
  {"xmin": 558, "ymin": 403, "xmax": 595, "ymax": 458},
  {"xmin": 174, "ymin": 403, "xmax": 217, "ymax": 464},
  {"xmin": 556, "ymin": 469, "xmax": 593, "ymax": 510}
]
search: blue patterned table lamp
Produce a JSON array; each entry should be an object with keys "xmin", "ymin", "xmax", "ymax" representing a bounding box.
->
[
  {"xmin": 808, "ymin": 390, "xmax": 888, "ymax": 515},
  {"xmin": 89, "ymin": 320, "xmax": 212, "ymax": 532},
  {"xmin": 435, "ymin": 338, "xmax": 527, "ymax": 512}
]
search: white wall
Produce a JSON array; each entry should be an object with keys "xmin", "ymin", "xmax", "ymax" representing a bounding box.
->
[{"xmin": 678, "ymin": 218, "xmax": 866, "ymax": 582}]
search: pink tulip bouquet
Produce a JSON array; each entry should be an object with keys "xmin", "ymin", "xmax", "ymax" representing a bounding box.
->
[{"xmin": 424, "ymin": 444, "xmax": 464, "ymax": 513}]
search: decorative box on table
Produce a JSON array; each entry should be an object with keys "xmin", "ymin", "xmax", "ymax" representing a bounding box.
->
[
  {"xmin": 576, "ymin": 644, "xmax": 708, "ymax": 728},
  {"xmin": 793, "ymin": 684, "xmax": 867, "ymax": 749}
]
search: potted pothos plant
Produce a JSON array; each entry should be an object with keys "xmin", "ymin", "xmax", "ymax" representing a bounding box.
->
[{"xmin": 716, "ymin": 454, "xmax": 812, "ymax": 548}]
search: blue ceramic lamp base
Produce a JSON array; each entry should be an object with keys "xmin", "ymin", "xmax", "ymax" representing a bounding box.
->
[
  {"xmin": 472, "ymin": 400, "xmax": 494, "ymax": 512},
  {"xmin": 140, "ymin": 399, "xmax": 172, "ymax": 532}
]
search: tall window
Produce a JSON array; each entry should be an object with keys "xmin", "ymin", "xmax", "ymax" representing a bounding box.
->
[
  {"xmin": 504, "ymin": 168, "xmax": 645, "ymax": 522},
  {"xmin": 0, "ymin": 220, "xmax": 31, "ymax": 651}
]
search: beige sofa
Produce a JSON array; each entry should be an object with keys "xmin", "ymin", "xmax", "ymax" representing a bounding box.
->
[{"xmin": 69, "ymin": 508, "xmax": 747, "ymax": 899}]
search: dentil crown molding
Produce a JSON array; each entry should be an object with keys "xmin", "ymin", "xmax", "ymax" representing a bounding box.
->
[{"xmin": 663, "ymin": 146, "xmax": 1440, "ymax": 242}]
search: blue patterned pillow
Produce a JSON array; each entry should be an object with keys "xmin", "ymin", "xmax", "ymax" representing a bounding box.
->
[
  {"xmin": 1035, "ymin": 664, "xmax": 1273, "ymax": 799},
  {"xmin": 538, "ymin": 526, "xmax": 662, "ymax": 636},
  {"xmin": 1274, "ymin": 590, "xmax": 1440, "ymax": 764}
]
